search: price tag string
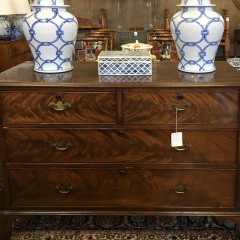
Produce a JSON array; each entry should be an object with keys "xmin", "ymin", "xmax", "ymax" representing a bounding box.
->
[
  {"xmin": 171, "ymin": 107, "xmax": 183, "ymax": 148},
  {"xmin": 175, "ymin": 108, "xmax": 178, "ymax": 133}
]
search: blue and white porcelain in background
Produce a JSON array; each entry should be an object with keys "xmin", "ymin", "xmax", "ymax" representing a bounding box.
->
[
  {"xmin": 11, "ymin": 15, "xmax": 25, "ymax": 39},
  {"xmin": 170, "ymin": 0, "xmax": 224, "ymax": 73},
  {"xmin": 0, "ymin": 17, "xmax": 11, "ymax": 39},
  {"xmin": 22, "ymin": 0, "xmax": 78, "ymax": 73}
]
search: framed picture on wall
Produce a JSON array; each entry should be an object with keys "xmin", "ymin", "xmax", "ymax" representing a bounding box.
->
[
  {"xmin": 86, "ymin": 49, "xmax": 96, "ymax": 61},
  {"xmin": 77, "ymin": 50, "xmax": 87, "ymax": 61}
]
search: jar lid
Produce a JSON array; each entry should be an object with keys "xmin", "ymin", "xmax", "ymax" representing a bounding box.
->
[
  {"xmin": 121, "ymin": 40, "xmax": 153, "ymax": 51},
  {"xmin": 32, "ymin": 0, "xmax": 66, "ymax": 6},
  {"xmin": 31, "ymin": 4, "xmax": 70, "ymax": 7},
  {"xmin": 177, "ymin": 0, "xmax": 215, "ymax": 6}
]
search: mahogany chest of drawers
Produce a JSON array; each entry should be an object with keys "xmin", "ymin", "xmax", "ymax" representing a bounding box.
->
[{"xmin": 0, "ymin": 61, "xmax": 240, "ymax": 238}]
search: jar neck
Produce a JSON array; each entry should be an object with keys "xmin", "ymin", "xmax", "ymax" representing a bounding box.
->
[
  {"xmin": 182, "ymin": 6, "xmax": 214, "ymax": 11},
  {"xmin": 180, "ymin": 0, "xmax": 213, "ymax": 5},
  {"xmin": 34, "ymin": 0, "xmax": 64, "ymax": 4},
  {"xmin": 33, "ymin": 6, "xmax": 67, "ymax": 12}
]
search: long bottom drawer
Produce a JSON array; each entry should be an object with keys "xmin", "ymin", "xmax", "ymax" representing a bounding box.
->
[{"xmin": 8, "ymin": 168, "xmax": 236, "ymax": 209}]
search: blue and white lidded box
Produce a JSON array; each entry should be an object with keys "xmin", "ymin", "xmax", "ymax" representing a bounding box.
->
[
  {"xmin": 99, "ymin": 75, "xmax": 152, "ymax": 83},
  {"xmin": 98, "ymin": 51, "xmax": 152, "ymax": 75}
]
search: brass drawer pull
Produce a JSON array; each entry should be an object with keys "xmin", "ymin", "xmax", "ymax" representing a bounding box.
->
[
  {"xmin": 52, "ymin": 141, "xmax": 73, "ymax": 151},
  {"xmin": 56, "ymin": 185, "xmax": 73, "ymax": 194},
  {"xmin": 170, "ymin": 102, "xmax": 191, "ymax": 111},
  {"xmin": 172, "ymin": 184, "xmax": 190, "ymax": 194},
  {"xmin": 48, "ymin": 101, "xmax": 71, "ymax": 111},
  {"xmin": 174, "ymin": 143, "xmax": 191, "ymax": 151}
]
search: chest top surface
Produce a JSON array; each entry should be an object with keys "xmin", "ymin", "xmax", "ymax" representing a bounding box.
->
[{"xmin": 0, "ymin": 61, "xmax": 239, "ymax": 89}]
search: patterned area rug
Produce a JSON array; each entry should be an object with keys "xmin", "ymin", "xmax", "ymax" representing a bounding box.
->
[{"xmin": 11, "ymin": 215, "xmax": 239, "ymax": 240}]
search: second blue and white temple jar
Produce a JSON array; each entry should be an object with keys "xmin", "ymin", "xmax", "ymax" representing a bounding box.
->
[
  {"xmin": 170, "ymin": 0, "xmax": 224, "ymax": 73},
  {"xmin": 22, "ymin": 0, "xmax": 78, "ymax": 73}
]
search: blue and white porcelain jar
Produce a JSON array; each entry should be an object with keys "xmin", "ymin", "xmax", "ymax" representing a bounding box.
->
[
  {"xmin": 22, "ymin": 0, "xmax": 78, "ymax": 73},
  {"xmin": 0, "ymin": 17, "xmax": 12, "ymax": 39},
  {"xmin": 11, "ymin": 15, "xmax": 26, "ymax": 39},
  {"xmin": 170, "ymin": 0, "xmax": 224, "ymax": 73}
]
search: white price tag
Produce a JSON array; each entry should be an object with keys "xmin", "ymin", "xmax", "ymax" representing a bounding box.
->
[
  {"xmin": 134, "ymin": 32, "xmax": 138, "ymax": 36},
  {"xmin": 171, "ymin": 132, "xmax": 183, "ymax": 147}
]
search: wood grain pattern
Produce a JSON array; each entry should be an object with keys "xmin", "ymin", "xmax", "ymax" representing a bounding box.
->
[
  {"xmin": 4, "ymin": 128, "xmax": 238, "ymax": 164},
  {"xmin": 1, "ymin": 92, "xmax": 117, "ymax": 124},
  {"xmin": 8, "ymin": 39, "xmax": 30, "ymax": 59},
  {"xmin": 123, "ymin": 91, "xmax": 239, "ymax": 124},
  {"xmin": 8, "ymin": 168, "xmax": 236, "ymax": 209}
]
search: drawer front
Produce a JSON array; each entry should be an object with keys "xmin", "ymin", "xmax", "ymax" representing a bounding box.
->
[
  {"xmin": 1, "ymin": 92, "xmax": 117, "ymax": 124},
  {"xmin": 123, "ymin": 92, "xmax": 238, "ymax": 124},
  {"xmin": 9, "ymin": 39, "xmax": 30, "ymax": 58},
  {"xmin": 9, "ymin": 168, "xmax": 236, "ymax": 208},
  {"xmin": 5, "ymin": 128, "xmax": 237, "ymax": 164}
]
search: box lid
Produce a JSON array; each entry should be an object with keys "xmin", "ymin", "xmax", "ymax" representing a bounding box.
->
[{"xmin": 98, "ymin": 51, "xmax": 151, "ymax": 62}]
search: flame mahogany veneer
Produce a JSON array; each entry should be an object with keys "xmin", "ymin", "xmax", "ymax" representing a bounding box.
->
[{"xmin": 0, "ymin": 61, "xmax": 240, "ymax": 239}]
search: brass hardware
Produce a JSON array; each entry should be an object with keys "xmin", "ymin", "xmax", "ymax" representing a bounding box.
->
[
  {"xmin": 56, "ymin": 185, "xmax": 73, "ymax": 194},
  {"xmin": 172, "ymin": 184, "xmax": 190, "ymax": 194},
  {"xmin": 56, "ymin": 95, "xmax": 63, "ymax": 100},
  {"xmin": 177, "ymin": 93, "xmax": 184, "ymax": 100},
  {"xmin": 174, "ymin": 143, "xmax": 191, "ymax": 151},
  {"xmin": 170, "ymin": 102, "xmax": 191, "ymax": 111},
  {"xmin": 119, "ymin": 170, "xmax": 127, "ymax": 176},
  {"xmin": 118, "ymin": 131, "xmax": 125, "ymax": 137},
  {"xmin": 48, "ymin": 101, "xmax": 71, "ymax": 111},
  {"xmin": 52, "ymin": 141, "xmax": 73, "ymax": 151}
]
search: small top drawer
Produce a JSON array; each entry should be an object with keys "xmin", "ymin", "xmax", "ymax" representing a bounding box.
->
[
  {"xmin": 1, "ymin": 92, "xmax": 117, "ymax": 124},
  {"xmin": 9, "ymin": 39, "xmax": 30, "ymax": 58},
  {"xmin": 123, "ymin": 91, "xmax": 239, "ymax": 124}
]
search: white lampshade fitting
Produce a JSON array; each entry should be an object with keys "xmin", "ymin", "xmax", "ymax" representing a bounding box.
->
[
  {"xmin": 0, "ymin": 17, "xmax": 11, "ymax": 39},
  {"xmin": 12, "ymin": 0, "xmax": 31, "ymax": 14},
  {"xmin": 0, "ymin": 0, "xmax": 15, "ymax": 15}
]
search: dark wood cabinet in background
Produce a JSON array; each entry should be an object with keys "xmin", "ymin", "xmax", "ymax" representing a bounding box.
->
[
  {"xmin": 117, "ymin": 31, "xmax": 147, "ymax": 49},
  {"xmin": 0, "ymin": 38, "xmax": 32, "ymax": 73},
  {"xmin": 0, "ymin": 61, "xmax": 240, "ymax": 239}
]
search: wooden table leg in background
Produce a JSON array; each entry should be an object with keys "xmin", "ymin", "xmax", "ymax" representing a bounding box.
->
[{"xmin": 0, "ymin": 214, "xmax": 15, "ymax": 240}]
